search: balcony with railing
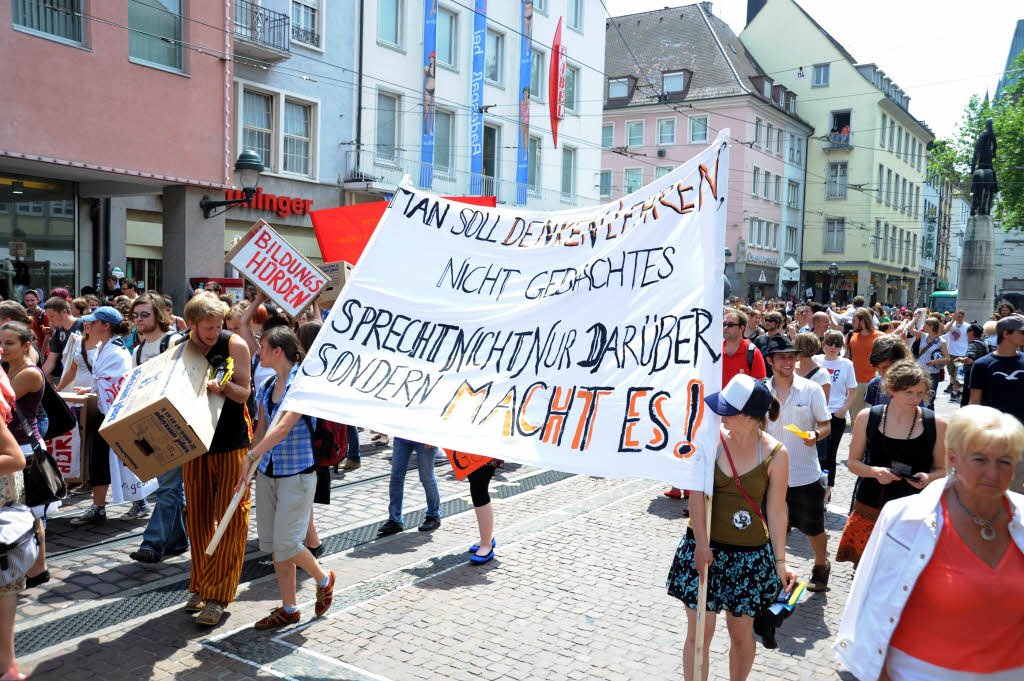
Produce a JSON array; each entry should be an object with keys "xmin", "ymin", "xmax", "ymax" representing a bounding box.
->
[
  {"xmin": 233, "ymin": 0, "xmax": 290, "ymax": 61},
  {"xmin": 343, "ymin": 149, "xmax": 596, "ymax": 210},
  {"xmin": 823, "ymin": 131, "xmax": 853, "ymax": 152}
]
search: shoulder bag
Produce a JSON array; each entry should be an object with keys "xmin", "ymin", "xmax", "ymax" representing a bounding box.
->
[
  {"xmin": 40, "ymin": 374, "xmax": 75, "ymax": 440},
  {"xmin": 0, "ymin": 503, "xmax": 39, "ymax": 587},
  {"xmin": 13, "ymin": 405, "xmax": 68, "ymax": 508}
]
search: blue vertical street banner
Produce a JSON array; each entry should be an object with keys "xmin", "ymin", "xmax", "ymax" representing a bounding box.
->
[
  {"xmin": 515, "ymin": 1, "xmax": 533, "ymax": 205},
  {"xmin": 469, "ymin": 0, "xmax": 487, "ymax": 195},
  {"xmin": 420, "ymin": 0, "xmax": 438, "ymax": 188}
]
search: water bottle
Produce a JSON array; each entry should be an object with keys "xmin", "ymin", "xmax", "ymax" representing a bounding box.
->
[{"xmin": 819, "ymin": 469, "xmax": 829, "ymax": 490}]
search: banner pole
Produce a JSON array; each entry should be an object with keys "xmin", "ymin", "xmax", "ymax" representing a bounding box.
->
[{"xmin": 693, "ymin": 492, "xmax": 713, "ymax": 681}]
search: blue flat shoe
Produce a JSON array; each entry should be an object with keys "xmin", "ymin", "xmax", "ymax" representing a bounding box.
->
[
  {"xmin": 469, "ymin": 549, "xmax": 494, "ymax": 564},
  {"xmin": 467, "ymin": 538, "xmax": 496, "ymax": 554}
]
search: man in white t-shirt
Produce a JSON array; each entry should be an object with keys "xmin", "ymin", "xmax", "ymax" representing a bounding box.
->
[
  {"xmin": 818, "ymin": 330, "xmax": 858, "ymax": 503},
  {"xmin": 762, "ymin": 335, "xmax": 833, "ymax": 592},
  {"xmin": 942, "ymin": 309, "xmax": 969, "ymax": 398}
]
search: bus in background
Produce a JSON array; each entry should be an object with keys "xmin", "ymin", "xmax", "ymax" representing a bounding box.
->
[{"xmin": 929, "ymin": 290, "xmax": 958, "ymax": 314}]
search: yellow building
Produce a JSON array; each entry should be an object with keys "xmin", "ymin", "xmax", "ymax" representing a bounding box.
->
[{"xmin": 741, "ymin": 0, "xmax": 934, "ymax": 305}]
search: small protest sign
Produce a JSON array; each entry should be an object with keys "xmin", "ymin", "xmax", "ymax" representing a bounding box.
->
[
  {"xmin": 47, "ymin": 429, "xmax": 81, "ymax": 483},
  {"xmin": 226, "ymin": 219, "xmax": 328, "ymax": 317}
]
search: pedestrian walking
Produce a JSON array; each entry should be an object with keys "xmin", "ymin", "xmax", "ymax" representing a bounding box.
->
[
  {"xmin": 954, "ymin": 323, "xmax": 988, "ymax": 409},
  {"xmin": 941, "ymin": 310, "xmax": 969, "ymax": 399},
  {"xmin": 835, "ymin": 405, "xmax": 1024, "ymax": 681},
  {"xmin": 377, "ymin": 438, "xmax": 443, "ymax": 537},
  {"xmin": 818, "ymin": 331, "xmax": 857, "ymax": 503},
  {"xmin": 847, "ymin": 309, "xmax": 884, "ymax": 418},
  {"xmin": 762, "ymin": 335, "xmax": 833, "ymax": 591},
  {"xmin": 237, "ymin": 326, "xmax": 334, "ymax": 629},
  {"xmin": 180, "ymin": 293, "xmax": 253, "ymax": 627},
  {"xmin": 908, "ymin": 318, "xmax": 949, "ymax": 410},
  {"xmin": 666, "ymin": 374, "xmax": 797, "ymax": 681},
  {"xmin": 863, "ymin": 335, "xmax": 913, "ymax": 408},
  {"xmin": 836, "ymin": 361, "xmax": 946, "ymax": 568}
]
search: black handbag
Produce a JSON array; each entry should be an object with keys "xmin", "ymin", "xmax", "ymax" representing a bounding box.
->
[
  {"xmin": 40, "ymin": 377, "xmax": 75, "ymax": 441},
  {"xmin": 13, "ymin": 405, "xmax": 67, "ymax": 508}
]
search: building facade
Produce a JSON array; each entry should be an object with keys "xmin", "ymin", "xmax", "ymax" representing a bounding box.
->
[
  {"xmin": 742, "ymin": 0, "xmax": 934, "ymax": 306},
  {"xmin": 601, "ymin": 3, "xmax": 812, "ymax": 301},
  {"xmin": 347, "ymin": 0, "xmax": 605, "ymax": 210},
  {"xmin": 918, "ymin": 178, "xmax": 939, "ymax": 305},
  {"xmin": 947, "ymin": 196, "xmax": 969, "ymax": 293}
]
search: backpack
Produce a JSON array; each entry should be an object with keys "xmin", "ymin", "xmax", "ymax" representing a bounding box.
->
[
  {"xmin": 0, "ymin": 503, "xmax": 39, "ymax": 587},
  {"xmin": 302, "ymin": 417, "xmax": 345, "ymax": 467}
]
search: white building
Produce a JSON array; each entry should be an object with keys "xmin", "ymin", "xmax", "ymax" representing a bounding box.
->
[{"xmin": 346, "ymin": 1, "xmax": 605, "ymax": 210}]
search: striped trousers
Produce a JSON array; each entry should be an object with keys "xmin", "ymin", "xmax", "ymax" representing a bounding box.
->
[{"xmin": 183, "ymin": 448, "xmax": 251, "ymax": 604}]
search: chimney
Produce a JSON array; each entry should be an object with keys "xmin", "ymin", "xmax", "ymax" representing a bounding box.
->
[
  {"xmin": 700, "ymin": 2, "xmax": 713, "ymax": 15},
  {"xmin": 746, "ymin": 0, "xmax": 767, "ymax": 26}
]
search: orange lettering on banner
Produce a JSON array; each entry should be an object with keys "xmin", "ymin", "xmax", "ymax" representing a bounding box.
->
[{"xmin": 443, "ymin": 449, "xmax": 491, "ymax": 480}]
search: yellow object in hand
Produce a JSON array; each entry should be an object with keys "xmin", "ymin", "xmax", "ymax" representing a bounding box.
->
[
  {"xmin": 209, "ymin": 356, "xmax": 235, "ymax": 387},
  {"xmin": 785, "ymin": 424, "xmax": 811, "ymax": 439}
]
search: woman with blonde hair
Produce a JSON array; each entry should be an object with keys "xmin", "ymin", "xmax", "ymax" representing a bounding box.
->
[{"xmin": 836, "ymin": 405, "xmax": 1024, "ymax": 680}]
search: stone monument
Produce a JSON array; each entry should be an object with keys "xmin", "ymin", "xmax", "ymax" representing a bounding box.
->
[{"xmin": 959, "ymin": 119, "xmax": 998, "ymax": 323}]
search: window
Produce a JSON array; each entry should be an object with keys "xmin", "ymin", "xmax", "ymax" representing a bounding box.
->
[
  {"xmin": 376, "ymin": 92, "xmax": 399, "ymax": 160},
  {"xmin": 903, "ymin": 131, "xmax": 909, "ymax": 161},
  {"xmin": 528, "ymin": 137, "xmax": 542, "ymax": 192},
  {"xmin": 561, "ymin": 147, "xmax": 576, "ymax": 196},
  {"xmin": 776, "ymin": 127, "xmax": 783, "ymax": 154},
  {"xmin": 535, "ymin": 0, "xmax": 547, "ymax": 11},
  {"xmin": 880, "ymin": 114, "xmax": 887, "ymax": 147},
  {"xmin": 567, "ymin": 0, "xmax": 583, "ymax": 31},
  {"xmin": 292, "ymin": 0, "xmax": 320, "ymax": 47},
  {"xmin": 883, "ymin": 223, "xmax": 889, "ymax": 259},
  {"xmin": 812, "ymin": 63, "xmax": 830, "ymax": 87},
  {"xmin": 689, "ymin": 116, "xmax": 708, "ymax": 143},
  {"xmin": 624, "ymin": 168, "xmax": 642, "ymax": 194},
  {"xmin": 530, "ymin": 50, "xmax": 545, "ymax": 98},
  {"xmin": 917, "ymin": 149, "xmax": 922, "ymax": 171},
  {"xmin": 890, "ymin": 226, "xmax": 896, "ymax": 261},
  {"xmin": 752, "ymin": 167, "xmax": 760, "ymax": 195},
  {"xmin": 283, "ymin": 100, "xmax": 312, "ymax": 175},
  {"xmin": 787, "ymin": 180, "xmax": 800, "ymax": 208},
  {"xmin": 878, "ymin": 164, "xmax": 885, "ymax": 202},
  {"xmin": 564, "ymin": 65, "xmax": 579, "ymax": 112},
  {"xmin": 763, "ymin": 171, "xmax": 771, "ymax": 200},
  {"xmin": 663, "ymin": 72, "xmax": 686, "ymax": 94},
  {"xmin": 895, "ymin": 127, "xmax": 902, "ymax": 157},
  {"xmin": 437, "ymin": 9, "xmax": 457, "ymax": 67},
  {"xmin": 898, "ymin": 229, "xmax": 904, "ymax": 263},
  {"xmin": 886, "ymin": 169, "xmax": 893, "ymax": 205},
  {"xmin": 599, "ymin": 170, "xmax": 612, "ymax": 198},
  {"xmin": 50, "ymin": 200, "xmax": 75, "ymax": 217},
  {"xmin": 16, "ymin": 202, "xmax": 44, "ymax": 216},
  {"xmin": 910, "ymin": 138, "xmax": 916, "ymax": 167},
  {"xmin": 655, "ymin": 167, "xmax": 672, "ymax": 179},
  {"xmin": 13, "ymin": 0, "xmax": 82, "ymax": 44},
  {"xmin": 378, "ymin": 0, "xmax": 401, "ymax": 46},
  {"xmin": 608, "ymin": 78, "xmax": 628, "ymax": 99},
  {"xmin": 774, "ymin": 175, "xmax": 781, "ymax": 203},
  {"xmin": 901, "ymin": 178, "xmax": 907, "ymax": 212},
  {"xmin": 243, "ymin": 91, "xmax": 273, "ymax": 169},
  {"xmin": 766, "ymin": 123, "xmax": 774, "ymax": 153},
  {"xmin": 657, "ymin": 118, "xmax": 675, "ymax": 145},
  {"xmin": 754, "ymin": 118, "xmax": 763, "ymax": 146},
  {"xmin": 826, "ymin": 162, "xmax": 848, "ymax": 199},
  {"xmin": 786, "ymin": 226, "xmax": 798, "ymax": 254},
  {"xmin": 485, "ymin": 30, "xmax": 504, "ymax": 83},
  {"xmin": 788, "ymin": 133, "xmax": 803, "ymax": 166},
  {"xmin": 894, "ymin": 173, "xmax": 900, "ymax": 209},
  {"xmin": 626, "ymin": 121, "xmax": 644, "ymax": 147},
  {"xmin": 601, "ymin": 123, "xmax": 614, "ymax": 149},
  {"xmin": 824, "ymin": 218, "xmax": 845, "ymax": 252},
  {"xmin": 129, "ymin": 0, "xmax": 183, "ymax": 71},
  {"xmin": 749, "ymin": 218, "xmax": 761, "ymax": 247},
  {"xmin": 912, "ymin": 234, "xmax": 917, "ymax": 265},
  {"xmin": 874, "ymin": 220, "xmax": 881, "ymax": 257},
  {"xmin": 434, "ymin": 110, "xmax": 454, "ymax": 172},
  {"xmin": 888, "ymin": 122, "xmax": 895, "ymax": 150}
]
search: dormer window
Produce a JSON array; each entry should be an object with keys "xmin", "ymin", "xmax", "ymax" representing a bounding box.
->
[
  {"xmin": 763, "ymin": 79, "xmax": 772, "ymax": 98},
  {"xmin": 664, "ymin": 71, "xmax": 687, "ymax": 94},
  {"xmin": 608, "ymin": 78, "xmax": 628, "ymax": 99}
]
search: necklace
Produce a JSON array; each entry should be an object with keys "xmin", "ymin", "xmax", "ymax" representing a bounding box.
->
[
  {"xmin": 881, "ymin": 404, "xmax": 917, "ymax": 440},
  {"xmin": 952, "ymin": 485, "xmax": 1001, "ymax": 541}
]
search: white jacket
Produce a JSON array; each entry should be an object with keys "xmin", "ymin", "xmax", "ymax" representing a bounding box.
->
[{"xmin": 834, "ymin": 477, "xmax": 1024, "ymax": 681}]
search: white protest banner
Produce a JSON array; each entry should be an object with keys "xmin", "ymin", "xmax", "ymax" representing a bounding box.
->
[
  {"xmin": 225, "ymin": 219, "xmax": 328, "ymax": 317},
  {"xmin": 281, "ymin": 133, "xmax": 729, "ymax": 491},
  {"xmin": 47, "ymin": 429, "xmax": 81, "ymax": 483}
]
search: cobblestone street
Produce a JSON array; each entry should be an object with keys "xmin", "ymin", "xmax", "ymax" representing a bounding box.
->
[{"xmin": 19, "ymin": 391, "xmax": 961, "ymax": 681}]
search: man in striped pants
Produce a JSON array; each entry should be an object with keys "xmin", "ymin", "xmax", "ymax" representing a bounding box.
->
[{"xmin": 181, "ymin": 293, "xmax": 254, "ymax": 627}]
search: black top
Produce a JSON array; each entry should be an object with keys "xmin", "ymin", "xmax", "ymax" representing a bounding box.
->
[
  {"xmin": 969, "ymin": 351, "xmax": 1024, "ymax": 424},
  {"xmin": 753, "ymin": 333, "xmax": 776, "ymax": 379},
  {"xmin": 959, "ymin": 340, "xmax": 991, "ymax": 408},
  {"xmin": 47, "ymin": 319, "xmax": 83, "ymax": 380},
  {"xmin": 204, "ymin": 330, "xmax": 252, "ymax": 454},
  {"xmin": 856, "ymin": 405, "xmax": 935, "ymax": 509}
]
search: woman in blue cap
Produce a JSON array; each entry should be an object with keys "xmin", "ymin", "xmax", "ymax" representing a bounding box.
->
[{"xmin": 667, "ymin": 373, "xmax": 798, "ymax": 681}]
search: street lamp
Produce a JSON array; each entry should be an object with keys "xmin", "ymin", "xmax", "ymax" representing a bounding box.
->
[
  {"xmin": 828, "ymin": 262, "xmax": 839, "ymax": 301},
  {"xmin": 199, "ymin": 150, "xmax": 266, "ymax": 219}
]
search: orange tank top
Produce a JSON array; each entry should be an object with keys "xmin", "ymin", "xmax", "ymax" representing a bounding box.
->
[{"xmin": 889, "ymin": 496, "xmax": 1024, "ymax": 672}]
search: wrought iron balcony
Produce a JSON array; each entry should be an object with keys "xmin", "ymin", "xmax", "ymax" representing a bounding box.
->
[
  {"xmin": 233, "ymin": 0, "xmax": 290, "ymax": 61},
  {"xmin": 823, "ymin": 131, "xmax": 852, "ymax": 151},
  {"xmin": 291, "ymin": 24, "xmax": 320, "ymax": 48}
]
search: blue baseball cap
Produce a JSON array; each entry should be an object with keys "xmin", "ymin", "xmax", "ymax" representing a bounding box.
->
[
  {"xmin": 81, "ymin": 306, "xmax": 123, "ymax": 325},
  {"xmin": 704, "ymin": 374, "xmax": 773, "ymax": 418}
]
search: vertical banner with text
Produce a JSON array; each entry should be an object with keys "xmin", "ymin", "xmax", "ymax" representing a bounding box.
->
[
  {"xmin": 282, "ymin": 134, "xmax": 730, "ymax": 491},
  {"xmin": 515, "ymin": 1, "xmax": 533, "ymax": 205},
  {"xmin": 469, "ymin": 0, "xmax": 487, "ymax": 195},
  {"xmin": 420, "ymin": 0, "xmax": 438, "ymax": 188}
]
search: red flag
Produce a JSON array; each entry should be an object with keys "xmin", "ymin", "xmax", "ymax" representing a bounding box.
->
[{"xmin": 311, "ymin": 196, "xmax": 497, "ymax": 264}]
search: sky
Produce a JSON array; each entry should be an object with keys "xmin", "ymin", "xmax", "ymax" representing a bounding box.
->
[{"xmin": 603, "ymin": 0, "xmax": 1022, "ymax": 139}]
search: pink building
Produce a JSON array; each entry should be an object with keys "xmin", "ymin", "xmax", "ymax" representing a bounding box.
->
[
  {"xmin": 602, "ymin": 3, "xmax": 812, "ymax": 300},
  {"xmin": 1, "ymin": 1, "xmax": 233, "ymax": 298}
]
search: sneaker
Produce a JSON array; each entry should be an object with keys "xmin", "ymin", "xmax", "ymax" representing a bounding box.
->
[
  {"xmin": 376, "ymin": 519, "xmax": 403, "ymax": 537},
  {"xmin": 807, "ymin": 560, "xmax": 831, "ymax": 592},
  {"xmin": 254, "ymin": 607, "xmax": 301, "ymax": 630},
  {"xmin": 69, "ymin": 505, "xmax": 106, "ymax": 526},
  {"xmin": 195, "ymin": 600, "xmax": 226, "ymax": 627},
  {"xmin": 129, "ymin": 548, "xmax": 160, "ymax": 564},
  {"xmin": 123, "ymin": 500, "xmax": 150, "ymax": 520},
  {"xmin": 943, "ymin": 384, "xmax": 955, "ymax": 394},
  {"xmin": 340, "ymin": 458, "xmax": 361, "ymax": 470},
  {"xmin": 184, "ymin": 593, "xmax": 205, "ymax": 612},
  {"xmin": 418, "ymin": 516, "xmax": 441, "ymax": 532},
  {"xmin": 314, "ymin": 571, "xmax": 335, "ymax": 617}
]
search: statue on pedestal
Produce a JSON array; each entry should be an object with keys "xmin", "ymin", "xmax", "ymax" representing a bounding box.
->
[{"xmin": 970, "ymin": 119, "xmax": 998, "ymax": 215}]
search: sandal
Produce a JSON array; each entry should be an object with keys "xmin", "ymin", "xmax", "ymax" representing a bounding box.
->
[
  {"xmin": 196, "ymin": 600, "xmax": 226, "ymax": 627},
  {"xmin": 184, "ymin": 593, "xmax": 205, "ymax": 612}
]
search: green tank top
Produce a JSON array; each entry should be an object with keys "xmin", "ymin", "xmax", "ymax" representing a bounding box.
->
[{"xmin": 689, "ymin": 440, "xmax": 780, "ymax": 547}]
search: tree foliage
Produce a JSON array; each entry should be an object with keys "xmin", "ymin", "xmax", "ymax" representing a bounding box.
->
[{"xmin": 929, "ymin": 51, "xmax": 1024, "ymax": 230}]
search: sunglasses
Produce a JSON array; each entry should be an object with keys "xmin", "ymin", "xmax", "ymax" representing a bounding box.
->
[
  {"xmin": 130, "ymin": 312, "xmax": 152, "ymax": 320},
  {"xmin": 723, "ymin": 322, "xmax": 742, "ymax": 328},
  {"xmin": 825, "ymin": 340, "xmax": 842, "ymax": 347}
]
